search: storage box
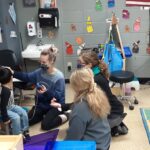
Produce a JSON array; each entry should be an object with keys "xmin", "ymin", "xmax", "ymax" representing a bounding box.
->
[
  {"xmin": 0, "ymin": 134, "xmax": 23, "ymax": 150},
  {"xmin": 44, "ymin": 141, "xmax": 96, "ymax": 150},
  {"xmin": 123, "ymin": 46, "xmax": 132, "ymax": 57}
]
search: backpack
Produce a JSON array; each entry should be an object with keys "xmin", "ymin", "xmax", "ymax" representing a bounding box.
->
[{"xmin": 103, "ymin": 42, "xmax": 123, "ymax": 73}]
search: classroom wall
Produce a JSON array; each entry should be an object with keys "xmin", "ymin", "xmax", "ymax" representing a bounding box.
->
[
  {"xmin": 0, "ymin": 0, "xmax": 22, "ymax": 63},
  {"xmin": 16, "ymin": 0, "xmax": 150, "ymax": 78}
]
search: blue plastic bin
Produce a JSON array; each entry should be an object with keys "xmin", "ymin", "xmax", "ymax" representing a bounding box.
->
[{"xmin": 44, "ymin": 141, "xmax": 96, "ymax": 150}]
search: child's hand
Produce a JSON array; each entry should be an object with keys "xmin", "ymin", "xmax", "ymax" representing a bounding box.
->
[
  {"xmin": 4, "ymin": 120, "xmax": 11, "ymax": 125},
  {"xmin": 50, "ymin": 98, "xmax": 61, "ymax": 108}
]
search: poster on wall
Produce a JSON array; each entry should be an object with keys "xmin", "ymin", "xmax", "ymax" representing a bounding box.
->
[
  {"xmin": 122, "ymin": 10, "xmax": 130, "ymax": 19},
  {"xmin": 133, "ymin": 17, "xmax": 141, "ymax": 32},
  {"xmin": 23, "ymin": 0, "xmax": 36, "ymax": 7},
  {"xmin": 86, "ymin": 16, "xmax": 94, "ymax": 33},
  {"xmin": 65, "ymin": 42, "xmax": 73, "ymax": 55},
  {"xmin": 95, "ymin": 0, "xmax": 102, "ymax": 11},
  {"xmin": 126, "ymin": 0, "xmax": 150, "ymax": 7},
  {"xmin": 108, "ymin": 0, "xmax": 115, "ymax": 8},
  {"xmin": 39, "ymin": 0, "xmax": 56, "ymax": 8},
  {"xmin": 8, "ymin": 3, "xmax": 16, "ymax": 24}
]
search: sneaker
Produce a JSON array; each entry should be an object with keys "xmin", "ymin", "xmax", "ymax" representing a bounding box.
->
[
  {"xmin": 64, "ymin": 110, "xmax": 72, "ymax": 119},
  {"xmin": 120, "ymin": 122, "xmax": 128, "ymax": 135},
  {"xmin": 23, "ymin": 130, "xmax": 31, "ymax": 142},
  {"xmin": 111, "ymin": 125, "xmax": 122, "ymax": 136},
  {"xmin": 120, "ymin": 122, "xmax": 128, "ymax": 130},
  {"xmin": 111, "ymin": 123, "xmax": 128, "ymax": 137}
]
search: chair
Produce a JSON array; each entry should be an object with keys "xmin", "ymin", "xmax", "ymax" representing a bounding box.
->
[
  {"xmin": 0, "ymin": 49, "xmax": 35, "ymax": 104},
  {"xmin": 110, "ymin": 70, "xmax": 138, "ymax": 110}
]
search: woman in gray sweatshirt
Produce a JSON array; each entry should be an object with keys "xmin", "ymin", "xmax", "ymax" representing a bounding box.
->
[{"xmin": 65, "ymin": 68, "xmax": 111, "ymax": 150}]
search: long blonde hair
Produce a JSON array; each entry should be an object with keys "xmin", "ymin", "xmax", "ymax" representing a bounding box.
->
[{"xmin": 70, "ymin": 68, "xmax": 110, "ymax": 118}]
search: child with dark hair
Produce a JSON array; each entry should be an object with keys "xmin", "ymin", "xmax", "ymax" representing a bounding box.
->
[{"xmin": 0, "ymin": 67, "xmax": 30, "ymax": 142}]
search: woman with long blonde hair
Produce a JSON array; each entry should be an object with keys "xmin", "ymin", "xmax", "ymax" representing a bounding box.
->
[{"xmin": 65, "ymin": 68, "xmax": 111, "ymax": 150}]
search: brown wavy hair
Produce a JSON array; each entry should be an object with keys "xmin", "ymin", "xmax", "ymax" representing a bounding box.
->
[
  {"xmin": 79, "ymin": 49, "xmax": 109, "ymax": 79},
  {"xmin": 70, "ymin": 68, "xmax": 110, "ymax": 118}
]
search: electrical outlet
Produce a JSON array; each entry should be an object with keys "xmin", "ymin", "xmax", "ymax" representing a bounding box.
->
[{"xmin": 67, "ymin": 62, "xmax": 72, "ymax": 72}]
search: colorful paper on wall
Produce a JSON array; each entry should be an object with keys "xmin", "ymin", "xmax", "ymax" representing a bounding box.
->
[
  {"xmin": 86, "ymin": 16, "xmax": 94, "ymax": 33},
  {"xmin": 133, "ymin": 17, "xmax": 141, "ymax": 32},
  {"xmin": 108, "ymin": 0, "xmax": 115, "ymax": 8},
  {"xmin": 125, "ymin": 25, "xmax": 130, "ymax": 33},
  {"xmin": 75, "ymin": 37, "xmax": 84, "ymax": 45},
  {"xmin": 70, "ymin": 24, "xmax": 77, "ymax": 32},
  {"xmin": 48, "ymin": 31, "xmax": 55, "ymax": 39},
  {"xmin": 126, "ymin": 0, "xmax": 150, "ymax": 7},
  {"xmin": 65, "ymin": 42, "xmax": 73, "ymax": 55},
  {"xmin": 77, "ymin": 43, "xmax": 85, "ymax": 56},
  {"xmin": 95, "ymin": 0, "xmax": 102, "ymax": 11},
  {"xmin": 132, "ymin": 40, "xmax": 140, "ymax": 53},
  {"xmin": 122, "ymin": 10, "xmax": 130, "ymax": 19}
]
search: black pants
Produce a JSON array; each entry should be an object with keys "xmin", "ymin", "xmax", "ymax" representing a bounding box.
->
[{"xmin": 28, "ymin": 103, "xmax": 72, "ymax": 130}]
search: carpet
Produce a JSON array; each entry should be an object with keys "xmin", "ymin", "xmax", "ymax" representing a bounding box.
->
[
  {"xmin": 140, "ymin": 108, "xmax": 150, "ymax": 143},
  {"xmin": 24, "ymin": 129, "xmax": 59, "ymax": 150}
]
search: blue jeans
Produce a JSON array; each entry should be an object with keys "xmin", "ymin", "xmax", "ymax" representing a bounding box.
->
[{"xmin": 7, "ymin": 105, "xmax": 29, "ymax": 135}]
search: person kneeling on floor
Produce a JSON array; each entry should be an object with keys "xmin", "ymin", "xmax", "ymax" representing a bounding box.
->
[
  {"xmin": 79, "ymin": 50, "xmax": 128, "ymax": 136},
  {"xmin": 65, "ymin": 68, "xmax": 111, "ymax": 150}
]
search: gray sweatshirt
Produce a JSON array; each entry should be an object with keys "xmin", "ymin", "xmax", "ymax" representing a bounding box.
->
[{"xmin": 65, "ymin": 100, "xmax": 111, "ymax": 150}]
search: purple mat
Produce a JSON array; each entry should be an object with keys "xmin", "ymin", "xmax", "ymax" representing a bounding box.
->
[{"xmin": 24, "ymin": 129, "xmax": 59, "ymax": 150}]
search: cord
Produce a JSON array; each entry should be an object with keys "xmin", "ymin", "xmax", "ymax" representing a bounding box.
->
[
  {"xmin": 29, "ymin": 81, "xmax": 49, "ymax": 121},
  {"xmin": 29, "ymin": 95, "xmax": 39, "ymax": 121}
]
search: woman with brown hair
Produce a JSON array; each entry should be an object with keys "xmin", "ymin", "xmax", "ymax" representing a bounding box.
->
[
  {"xmin": 78, "ymin": 49, "xmax": 128, "ymax": 136},
  {"xmin": 66, "ymin": 68, "xmax": 111, "ymax": 150}
]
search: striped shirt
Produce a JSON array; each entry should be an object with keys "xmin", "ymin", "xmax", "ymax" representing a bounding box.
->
[{"xmin": 7, "ymin": 90, "xmax": 14, "ymax": 108}]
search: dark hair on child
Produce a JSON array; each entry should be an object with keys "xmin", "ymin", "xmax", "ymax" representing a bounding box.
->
[{"xmin": 0, "ymin": 67, "xmax": 12, "ymax": 84}]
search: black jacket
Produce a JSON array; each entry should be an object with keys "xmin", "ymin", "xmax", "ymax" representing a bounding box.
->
[
  {"xmin": 94, "ymin": 73, "xmax": 124, "ymax": 118},
  {"xmin": 0, "ymin": 86, "xmax": 11, "ymax": 122}
]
